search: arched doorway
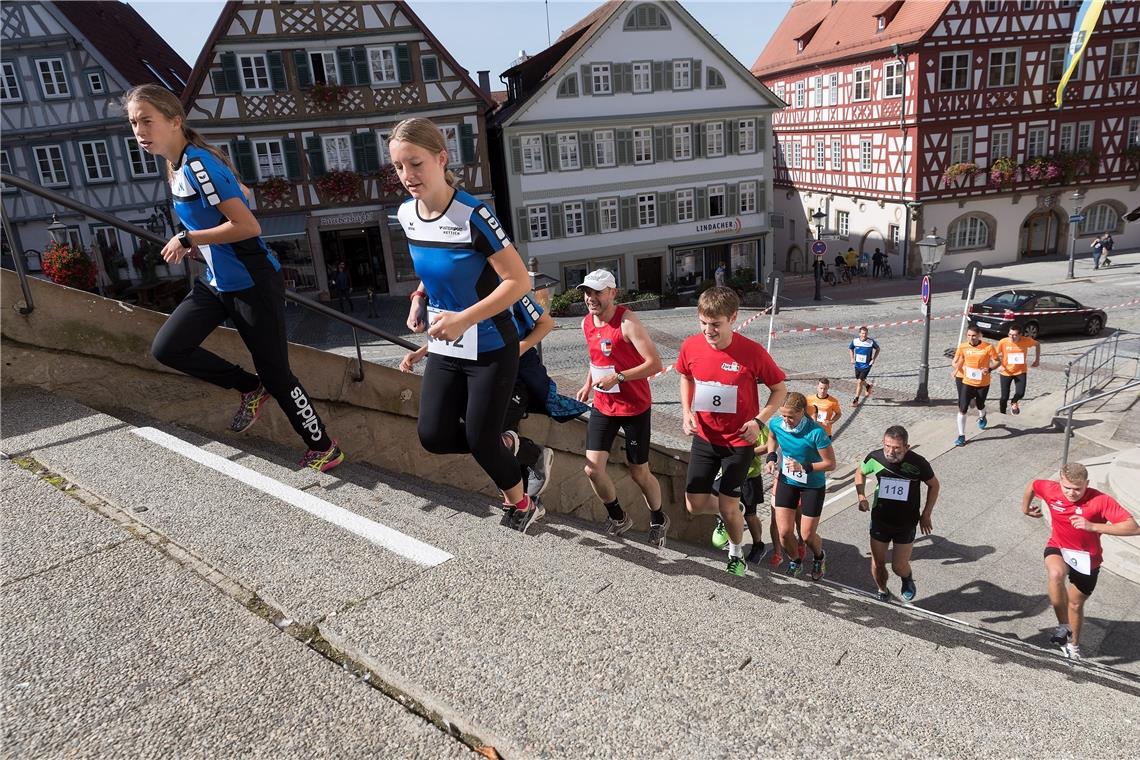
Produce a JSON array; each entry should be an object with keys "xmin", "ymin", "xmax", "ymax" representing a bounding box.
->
[
  {"xmin": 785, "ymin": 246, "xmax": 805, "ymax": 273},
  {"xmin": 1021, "ymin": 210, "xmax": 1062, "ymax": 259}
]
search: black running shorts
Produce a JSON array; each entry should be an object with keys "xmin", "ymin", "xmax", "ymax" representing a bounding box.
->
[
  {"xmin": 586, "ymin": 408, "xmax": 651, "ymax": 465},
  {"xmin": 869, "ymin": 517, "xmax": 917, "ymax": 545},
  {"xmin": 955, "ymin": 377, "xmax": 990, "ymax": 413},
  {"xmin": 686, "ymin": 436, "xmax": 753, "ymax": 498},
  {"xmin": 1044, "ymin": 547, "xmax": 1100, "ymax": 596},
  {"xmin": 774, "ymin": 479, "xmax": 826, "ymax": 518}
]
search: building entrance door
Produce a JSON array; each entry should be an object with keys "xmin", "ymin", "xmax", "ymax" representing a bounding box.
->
[
  {"xmin": 1022, "ymin": 211, "xmax": 1060, "ymax": 259},
  {"xmin": 637, "ymin": 256, "xmax": 662, "ymax": 293},
  {"xmin": 320, "ymin": 228, "xmax": 389, "ymax": 293}
]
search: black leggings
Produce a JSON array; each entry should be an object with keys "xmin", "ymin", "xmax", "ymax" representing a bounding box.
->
[
  {"xmin": 999, "ymin": 373, "xmax": 1027, "ymax": 410},
  {"xmin": 151, "ymin": 268, "xmax": 330, "ymax": 451},
  {"xmin": 418, "ymin": 341, "xmax": 522, "ymax": 492}
]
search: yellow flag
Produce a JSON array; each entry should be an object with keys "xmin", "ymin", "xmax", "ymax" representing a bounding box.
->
[{"xmin": 1056, "ymin": 0, "xmax": 1106, "ymax": 108}]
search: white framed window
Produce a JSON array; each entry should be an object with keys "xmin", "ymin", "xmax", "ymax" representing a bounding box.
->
[
  {"xmin": 889, "ymin": 224, "xmax": 900, "ymax": 252},
  {"xmin": 859, "ymin": 139, "xmax": 872, "ymax": 172},
  {"xmin": 836, "ymin": 210, "xmax": 850, "ymax": 237},
  {"xmin": 420, "ymin": 54, "xmax": 440, "ymax": 82},
  {"xmin": 322, "ymin": 134, "xmax": 354, "ymax": 172},
  {"xmin": 309, "ymin": 51, "xmax": 339, "ymax": 85},
  {"xmin": 633, "ymin": 127, "xmax": 653, "ymax": 164},
  {"xmin": 1110, "ymin": 39, "xmax": 1138, "ymax": 78},
  {"xmin": 1080, "ymin": 203, "xmax": 1118, "ymax": 235},
  {"xmin": 991, "ymin": 129, "xmax": 1012, "ymax": 161},
  {"xmin": 632, "ymin": 61, "xmax": 651, "ymax": 93},
  {"xmin": 557, "ymin": 132, "xmax": 580, "ymax": 170},
  {"xmin": 792, "ymin": 143, "xmax": 802, "ymax": 168},
  {"xmin": 253, "ymin": 139, "xmax": 286, "ymax": 179},
  {"xmin": 812, "ymin": 75, "xmax": 823, "ymax": 107},
  {"xmin": 440, "ymin": 124, "xmax": 461, "ymax": 166},
  {"xmin": 1047, "ymin": 44, "xmax": 1067, "ymax": 83},
  {"xmin": 527, "ymin": 205, "xmax": 550, "ymax": 240},
  {"xmin": 987, "ymin": 49, "xmax": 1019, "ymax": 87},
  {"xmin": 594, "ymin": 130, "xmax": 616, "ymax": 167},
  {"xmin": 815, "ymin": 139, "xmax": 825, "ymax": 167},
  {"xmin": 672, "ymin": 59, "xmax": 691, "ymax": 90},
  {"xmin": 939, "ymin": 52, "xmax": 970, "ymax": 91},
  {"xmin": 739, "ymin": 181, "xmax": 757, "ymax": 214},
  {"xmin": 591, "ymin": 63, "xmax": 611, "ymax": 95},
  {"xmin": 1026, "ymin": 126, "xmax": 1047, "ymax": 158},
  {"xmin": 33, "ymin": 145, "xmax": 68, "ymax": 186},
  {"xmin": 1076, "ymin": 122, "xmax": 1093, "ymax": 152},
  {"xmin": 708, "ymin": 184, "xmax": 726, "ymax": 218},
  {"xmin": 828, "ymin": 72, "xmax": 838, "ymax": 105},
  {"xmin": 676, "ymin": 188, "xmax": 695, "ymax": 223},
  {"xmin": 599, "ymin": 197, "xmax": 619, "ymax": 232},
  {"xmin": 884, "ymin": 60, "xmax": 904, "ymax": 97},
  {"xmin": 950, "ymin": 131, "xmax": 973, "ymax": 164},
  {"xmin": 948, "ymin": 216, "xmax": 990, "ymax": 250},
  {"xmin": 368, "ymin": 45, "xmax": 398, "ymax": 85},
  {"xmin": 853, "ymin": 67, "xmax": 871, "ymax": 100},
  {"xmin": 794, "ymin": 80, "xmax": 805, "ymax": 108},
  {"xmin": 36, "ymin": 58, "xmax": 69, "ymax": 98},
  {"xmin": 521, "ymin": 134, "xmax": 544, "ymax": 173},
  {"xmin": 563, "ymin": 201, "xmax": 584, "ymax": 236},
  {"xmin": 1, "ymin": 61, "xmax": 20, "ymax": 102},
  {"xmin": 985, "ymin": 1, "xmax": 1001, "ymax": 11},
  {"xmin": 1058, "ymin": 124, "xmax": 1075, "ymax": 154},
  {"xmin": 0, "ymin": 149, "xmax": 14, "ymax": 193},
  {"xmin": 86, "ymin": 71, "xmax": 106, "ymax": 94},
  {"xmin": 377, "ymin": 128, "xmax": 392, "ymax": 165},
  {"xmin": 737, "ymin": 119, "xmax": 756, "ymax": 154},
  {"xmin": 831, "ymin": 139, "xmax": 842, "ymax": 170},
  {"xmin": 820, "ymin": 74, "xmax": 829, "ymax": 106},
  {"xmin": 238, "ymin": 53, "xmax": 270, "ymax": 92},
  {"xmin": 1128, "ymin": 117, "xmax": 1140, "ymax": 149},
  {"xmin": 1021, "ymin": 1, "xmax": 1037, "ymax": 10},
  {"xmin": 705, "ymin": 121, "xmax": 724, "ymax": 157},
  {"xmin": 673, "ymin": 124, "xmax": 692, "ymax": 161},
  {"xmin": 637, "ymin": 193, "xmax": 657, "ymax": 227},
  {"xmin": 79, "ymin": 140, "xmax": 113, "ymax": 182}
]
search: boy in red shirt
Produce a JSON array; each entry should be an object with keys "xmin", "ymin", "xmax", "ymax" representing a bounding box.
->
[
  {"xmin": 1021, "ymin": 463, "xmax": 1138, "ymax": 660},
  {"xmin": 675, "ymin": 287, "xmax": 787, "ymax": 575}
]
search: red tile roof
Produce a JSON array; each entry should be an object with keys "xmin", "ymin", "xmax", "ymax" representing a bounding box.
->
[
  {"xmin": 53, "ymin": 1, "xmax": 191, "ymax": 95},
  {"xmin": 751, "ymin": 0, "xmax": 949, "ymax": 77}
]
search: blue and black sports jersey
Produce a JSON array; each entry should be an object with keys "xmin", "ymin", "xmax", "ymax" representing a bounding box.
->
[
  {"xmin": 398, "ymin": 189, "xmax": 514, "ymax": 354},
  {"xmin": 849, "ymin": 337, "xmax": 879, "ymax": 368},
  {"xmin": 171, "ymin": 145, "xmax": 279, "ymax": 292}
]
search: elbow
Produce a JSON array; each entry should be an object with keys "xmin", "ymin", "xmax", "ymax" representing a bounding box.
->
[
  {"xmin": 648, "ymin": 356, "xmax": 663, "ymax": 375},
  {"xmin": 245, "ymin": 219, "xmax": 262, "ymax": 239}
]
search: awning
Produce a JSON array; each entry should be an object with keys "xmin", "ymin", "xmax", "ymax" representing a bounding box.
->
[{"xmin": 259, "ymin": 213, "xmax": 308, "ymax": 240}]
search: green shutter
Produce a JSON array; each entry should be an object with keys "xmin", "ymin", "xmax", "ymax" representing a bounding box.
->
[
  {"xmin": 658, "ymin": 192, "xmax": 670, "ymax": 225},
  {"xmin": 509, "ymin": 136, "xmax": 522, "ymax": 173},
  {"xmin": 283, "ymin": 138, "xmax": 300, "ymax": 179},
  {"xmin": 664, "ymin": 127, "xmax": 674, "ymax": 161},
  {"xmin": 353, "ymin": 47, "xmax": 369, "ymax": 86},
  {"xmin": 267, "ymin": 51, "xmax": 286, "ymax": 91},
  {"xmin": 616, "ymin": 128, "xmax": 632, "ymax": 165},
  {"xmin": 210, "ymin": 70, "xmax": 228, "ymax": 93},
  {"xmin": 580, "ymin": 64, "xmax": 593, "ymax": 95},
  {"xmin": 305, "ymin": 135, "xmax": 326, "ymax": 177},
  {"xmin": 579, "ymin": 131, "xmax": 593, "ymax": 168},
  {"xmin": 585, "ymin": 200, "xmax": 598, "ymax": 235},
  {"xmin": 758, "ymin": 186, "xmax": 767, "ymax": 213},
  {"xmin": 421, "ymin": 55, "xmax": 440, "ymax": 82},
  {"xmin": 728, "ymin": 121, "xmax": 739, "ymax": 154},
  {"xmin": 620, "ymin": 197, "xmax": 634, "ymax": 230},
  {"xmin": 757, "ymin": 120, "xmax": 766, "ymax": 151},
  {"xmin": 396, "ymin": 44, "xmax": 412, "ymax": 83},
  {"xmin": 293, "ymin": 51, "xmax": 313, "ymax": 88},
  {"xmin": 654, "ymin": 127, "xmax": 666, "ymax": 163},
  {"xmin": 219, "ymin": 51, "xmax": 240, "ymax": 92},
  {"xmin": 352, "ymin": 132, "xmax": 379, "ymax": 173},
  {"xmin": 459, "ymin": 123, "xmax": 475, "ymax": 164},
  {"xmin": 550, "ymin": 204, "xmax": 563, "ymax": 238},
  {"xmin": 233, "ymin": 140, "xmax": 256, "ymax": 182},
  {"xmin": 516, "ymin": 207, "xmax": 528, "ymax": 242},
  {"xmin": 727, "ymin": 185, "xmax": 738, "ymax": 215},
  {"xmin": 337, "ymin": 48, "xmax": 355, "ymax": 85},
  {"xmin": 696, "ymin": 188, "xmax": 707, "ymax": 220},
  {"xmin": 544, "ymin": 134, "xmax": 559, "ymax": 171},
  {"xmin": 694, "ymin": 123, "xmax": 705, "ymax": 158},
  {"xmin": 653, "ymin": 61, "xmax": 666, "ymax": 91},
  {"xmin": 693, "ymin": 60, "xmax": 702, "ymax": 89}
]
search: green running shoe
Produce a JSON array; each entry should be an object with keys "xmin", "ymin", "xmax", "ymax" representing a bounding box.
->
[
  {"xmin": 711, "ymin": 517, "xmax": 729, "ymax": 550},
  {"xmin": 726, "ymin": 556, "xmax": 746, "ymax": 576}
]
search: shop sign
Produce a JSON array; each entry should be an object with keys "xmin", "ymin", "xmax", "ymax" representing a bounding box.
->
[
  {"xmin": 319, "ymin": 211, "xmax": 379, "ymax": 228},
  {"xmin": 695, "ymin": 217, "xmax": 742, "ymax": 235}
]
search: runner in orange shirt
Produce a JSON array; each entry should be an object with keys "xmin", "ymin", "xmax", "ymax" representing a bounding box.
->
[
  {"xmin": 996, "ymin": 324, "xmax": 1040, "ymax": 415},
  {"xmin": 806, "ymin": 378, "xmax": 842, "ymax": 437},
  {"xmin": 950, "ymin": 326, "xmax": 1000, "ymax": 447}
]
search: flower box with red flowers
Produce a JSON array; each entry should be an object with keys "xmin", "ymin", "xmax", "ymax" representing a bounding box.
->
[
  {"xmin": 258, "ymin": 175, "xmax": 291, "ymax": 204},
  {"xmin": 41, "ymin": 240, "xmax": 97, "ymax": 290},
  {"xmin": 316, "ymin": 170, "xmax": 361, "ymax": 201}
]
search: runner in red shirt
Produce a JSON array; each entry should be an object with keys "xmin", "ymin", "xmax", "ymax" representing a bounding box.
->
[
  {"xmin": 574, "ymin": 270, "xmax": 669, "ymax": 547},
  {"xmin": 675, "ymin": 287, "xmax": 787, "ymax": 576},
  {"xmin": 1021, "ymin": 462, "xmax": 1138, "ymax": 660}
]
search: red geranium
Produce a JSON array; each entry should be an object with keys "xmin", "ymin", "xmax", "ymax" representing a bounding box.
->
[{"xmin": 41, "ymin": 240, "xmax": 96, "ymax": 290}]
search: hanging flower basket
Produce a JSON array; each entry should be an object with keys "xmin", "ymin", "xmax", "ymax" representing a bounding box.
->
[
  {"xmin": 1123, "ymin": 145, "xmax": 1140, "ymax": 169},
  {"xmin": 988, "ymin": 156, "xmax": 1018, "ymax": 188},
  {"xmin": 378, "ymin": 163, "xmax": 404, "ymax": 196},
  {"xmin": 1056, "ymin": 150, "xmax": 1097, "ymax": 183},
  {"xmin": 941, "ymin": 162, "xmax": 980, "ymax": 187},
  {"xmin": 1021, "ymin": 157, "xmax": 1061, "ymax": 183},
  {"xmin": 309, "ymin": 82, "xmax": 349, "ymax": 110},
  {"xmin": 41, "ymin": 240, "xmax": 97, "ymax": 290},
  {"xmin": 258, "ymin": 175, "xmax": 291, "ymax": 204},
  {"xmin": 316, "ymin": 170, "xmax": 361, "ymax": 201}
]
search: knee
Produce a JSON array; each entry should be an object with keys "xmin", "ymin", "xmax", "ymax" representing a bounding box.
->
[
  {"xmin": 1045, "ymin": 568, "xmax": 1067, "ymax": 586},
  {"xmin": 150, "ymin": 334, "xmax": 182, "ymax": 368},
  {"xmin": 628, "ymin": 463, "xmax": 652, "ymax": 483},
  {"xmin": 684, "ymin": 498, "xmax": 699, "ymax": 515}
]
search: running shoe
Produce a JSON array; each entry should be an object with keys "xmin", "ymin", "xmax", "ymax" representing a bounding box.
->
[
  {"xmin": 875, "ymin": 589, "xmax": 891, "ymax": 602},
  {"xmin": 865, "ymin": 383, "xmax": 874, "ymax": 397},
  {"xmin": 726, "ymin": 556, "xmax": 746, "ymax": 577},
  {"xmin": 1011, "ymin": 402, "xmax": 1021, "ymax": 415},
  {"xmin": 900, "ymin": 576, "xmax": 917, "ymax": 602},
  {"xmin": 851, "ymin": 396, "xmax": 860, "ymax": 406},
  {"xmin": 647, "ymin": 514, "xmax": 671, "ymax": 549},
  {"xmin": 230, "ymin": 384, "xmax": 268, "ymax": 433},
  {"xmin": 711, "ymin": 517, "xmax": 729, "ymax": 550},
  {"xmin": 605, "ymin": 513, "xmax": 633, "ymax": 537},
  {"xmin": 977, "ymin": 416, "xmax": 988, "ymax": 431},
  {"xmin": 954, "ymin": 435, "xmax": 966, "ymax": 447},
  {"xmin": 527, "ymin": 446, "xmax": 554, "ymax": 498},
  {"xmin": 810, "ymin": 553, "xmax": 827, "ymax": 581},
  {"xmin": 746, "ymin": 542, "xmax": 767, "ymax": 564},
  {"xmin": 1063, "ymin": 643, "xmax": 1083, "ymax": 662},
  {"xmin": 786, "ymin": 560, "xmax": 803, "ymax": 578},
  {"xmin": 509, "ymin": 496, "xmax": 545, "ymax": 534},
  {"xmin": 501, "ymin": 430, "xmax": 520, "ymax": 456},
  {"xmin": 1049, "ymin": 625, "xmax": 1072, "ymax": 647},
  {"xmin": 298, "ymin": 440, "xmax": 345, "ymax": 472},
  {"xmin": 769, "ymin": 549, "xmax": 783, "ymax": 569}
]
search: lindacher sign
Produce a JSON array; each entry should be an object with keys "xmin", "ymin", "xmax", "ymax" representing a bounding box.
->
[{"xmin": 695, "ymin": 217, "xmax": 743, "ymax": 234}]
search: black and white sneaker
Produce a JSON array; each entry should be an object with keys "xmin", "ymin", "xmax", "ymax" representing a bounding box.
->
[
  {"xmin": 527, "ymin": 446, "xmax": 555, "ymax": 498},
  {"xmin": 746, "ymin": 542, "xmax": 768, "ymax": 564},
  {"xmin": 509, "ymin": 496, "xmax": 545, "ymax": 534},
  {"xmin": 1049, "ymin": 625, "xmax": 1072, "ymax": 647}
]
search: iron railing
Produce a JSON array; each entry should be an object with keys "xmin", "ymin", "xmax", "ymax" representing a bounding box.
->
[
  {"xmin": 1056, "ymin": 378, "xmax": 1140, "ymax": 466},
  {"xmin": 1059, "ymin": 331, "xmax": 1135, "ymax": 409}
]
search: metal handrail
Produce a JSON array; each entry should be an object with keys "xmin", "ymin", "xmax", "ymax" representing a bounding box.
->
[
  {"xmin": 1057, "ymin": 378, "xmax": 1140, "ymax": 465},
  {"xmin": 1061, "ymin": 332, "xmax": 1122, "ymax": 409},
  {"xmin": 0, "ymin": 173, "xmax": 418, "ymax": 377}
]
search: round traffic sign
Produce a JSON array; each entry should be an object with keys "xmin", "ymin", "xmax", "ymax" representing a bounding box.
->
[
  {"xmin": 811, "ymin": 240, "xmax": 827, "ymax": 258},
  {"xmin": 921, "ymin": 275, "xmax": 931, "ymax": 305}
]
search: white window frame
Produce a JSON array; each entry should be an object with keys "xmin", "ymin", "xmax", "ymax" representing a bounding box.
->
[
  {"xmin": 794, "ymin": 80, "xmax": 805, "ymax": 108},
  {"xmin": 812, "ymin": 75, "xmax": 823, "ymax": 107},
  {"xmin": 439, "ymin": 124, "xmax": 461, "ymax": 167},
  {"xmin": 950, "ymin": 131, "xmax": 973, "ymax": 164},
  {"xmin": 831, "ymin": 139, "xmax": 842, "ymax": 170},
  {"xmin": 79, "ymin": 139, "xmax": 113, "ymax": 182},
  {"xmin": 1058, "ymin": 124, "xmax": 1075, "ymax": 154},
  {"xmin": 1026, "ymin": 126, "xmax": 1048, "ymax": 159},
  {"xmin": 33, "ymin": 144, "xmax": 68, "ymax": 186},
  {"xmin": 36, "ymin": 57, "xmax": 70, "ymax": 99},
  {"xmin": 322, "ymin": 134, "xmax": 354, "ymax": 172},
  {"xmin": 1076, "ymin": 121, "xmax": 1093, "ymax": 152},
  {"xmin": 1110, "ymin": 39, "xmax": 1138, "ymax": 78},
  {"xmin": 815, "ymin": 139, "xmax": 826, "ymax": 168},
  {"xmin": 633, "ymin": 127, "xmax": 653, "ymax": 164},
  {"xmin": 673, "ymin": 124, "xmax": 692, "ymax": 161},
  {"xmin": 557, "ymin": 132, "xmax": 580, "ymax": 171},
  {"xmin": 309, "ymin": 50, "xmax": 339, "ymax": 85},
  {"xmin": 253, "ymin": 138, "xmax": 287, "ymax": 180},
  {"xmin": 836, "ymin": 210, "xmax": 850, "ymax": 238},
  {"xmin": 991, "ymin": 129, "xmax": 1013, "ymax": 161},
  {"xmin": 737, "ymin": 119, "xmax": 756, "ymax": 154},
  {"xmin": 86, "ymin": 71, "xmax": 106, "ymax": 95},
  {"xmin": 377, "ymin": 128, "xmax": 392, "ymax": 165},
  {"xmin": 859, "ymin": 139, "xmax": 872, "ymax": 172},
  {"xmin": 599, "ymin": 197, "xmax": 619, "ymax": 233},
  {"xmin": 739, "ymin": 181, "xmax": 757, "ymax": 214},
  {"xmin": 1080, "ymin": 204, "xmax": 1118, "ymax": 235},
  {"xmin": 1, "ymin": 61, "xmax": 20, "ymax": 102},
  {"xmin": 238, "ymin": 53, "xmax": 271, "ymax": 92},
  {"xmin": 853, "ymin": 66, "xmax": 871, "ymax": 101},
  {"xmin": 420, "ymin": 53, "xmax": 440, "ymax": 82},
  {"xmin": 987, "ymin": 48, "xmax": 1020, "ymax": 88},
  {"xmin": 0, "ymin": 149, "xmax": 14, "ymax": 193},
  {"xmin": 367, "ymin": 45, "xmax": 398, "ymax": 86},
  {"xmin": 889, "ymin": 224, "xmax": 900, "ymax": 252},
  {"xmin": 1047, "ymin": 44, "xmax": 1067, "ymax": 83},
  {"xmin": 637, "ymin": 193, "xmax": 657, "ymax": 227},
  {"xmin": 672, "ymin": 59, "xmax": 691, "ymax": 90},
  {"xmin": 708, "ymin": 184, "xmax": 726, "ymax": 219},
  {"xmin": 675, "ymin": 188, "xmax": 695, "ymax": 223},
  {"xmin": 521, "ymin": 134, "xmax": 544, "ymax": 174},
  {"xmin": 705, "ymin": 121, "xmax": 724, "ymax": 157},
  {"xmin": 591, "ymin": 63, "xmax": 611, "ymax": 95},
  {"xmin": 1128, "ymin": 117, "xmax": 1140, "ymax": 149},
  {"xmin": 527, "ymin": 205, "xmax": 550, "ymax": 241},
  {"xmin": 792, "ymin": 143, "xmax": 802, "ymax": 169},
  {"xmin": 563, "ymin": 201, "xmax": 585, "ymax": 237},
  {"xmin": 948, "ymin": 217, "xmax": 990, "ymax": 250},
  {"xmin": 939, "ymin": 52, "xmax": 970, "ymax": 91},
  {"xmin": 884, "ymin": 60, "xmax": 904, "ymax": 98},
  {"xmin": 594, "ymin": 130, "xmax": 616, "ymax": 167},
  {"xmin": 632, "ymin": 61, "xmax": 651, "ymax": 93}
]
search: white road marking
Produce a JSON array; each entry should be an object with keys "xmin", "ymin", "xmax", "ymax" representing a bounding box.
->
[
  {"xmin": 132, "ymin": 427, "xmax": 452, "ymax": 567},
  {"xmin": 823, "ymin": 484, "xmax": 856, "ymax": 507}
]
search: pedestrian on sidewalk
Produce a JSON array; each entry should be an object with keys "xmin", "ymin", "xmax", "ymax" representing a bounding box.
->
[
  {"xmin": 950, "ymin": 327, "xmax": 1000, "ymax": 447},
  {"xmin": 333, "ymin": 261, "xmax": 353, "ymax": 312},
  {"xmin": 575, "ymin": 270, "xmax": 669, "ymax": 547},
  {"xmin": 124, "ymin": 84, "xmax": 344, "ymax": 472},
  {"xmin": 1021, "ymin": 463, "xmax": 1139, "ymax": 661},
  {"xmin": 849, "ymin": 326, "xmax": 880, "ymax": 406},
  {"xmin": 872, "ymin": 248, "xmax": 884, "ymax": 278},
  {"xmin": 714, "ymin": 261, "xmax": 728, "ymax": 288},
  {"xmin": 1101, "ymin": 233, "xmax": 1114, "ymax": 267},
  {"xmin": 996, "ymin": 324, "xmax": 1040, "ymax": 415},
  {"xmin": 855, "ymin": 425, "xmax": 939, "ymax": 603}
]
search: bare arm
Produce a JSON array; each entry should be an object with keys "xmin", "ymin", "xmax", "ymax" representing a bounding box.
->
[
  {"xmin": 1072, "ymin": 515, "xmax": 1140, "ymax": 536},
  {"xmin": 619, "ymin": 312, "xmax": 663, "ymax": 380},
  {"xmin": 1021, "ymin": 481, "xmax": 1042, "ymax": 518},
  {"xmin": 679, "ymin": 374, "xmax": 696, "ymax": 437},
  {"xmin": 855, "ymin": 466, "xmax": 870, "ymax": 511},
  {"xmin": 1031, "ymin": 342, "xmax": 1041, "ymax": 367},
  {"xmin": 756, "ymin": 381, "xmax": 788, "ymax": 425}
]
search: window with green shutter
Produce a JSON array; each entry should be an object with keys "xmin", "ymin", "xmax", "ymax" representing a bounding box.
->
[
  {"xmin": 305, "ymin": 135, "xmax": 326, "ymax": 177},
  {"xmin": 396, "ymin": 44, "xmax": 412, "ymax": 83},
  {"xmin": 459, "ymin": 123, "xmax": 475, "ymax": 164},
  {"xmin": 212, "ymin": 51, "xmax": 240, "ymax": 93},
  {"xmin": 293, "ymin": 51, "xmax": 312, "ymax": 88},
  {"xmin": 337, "ymin": 48, "xmax": 356, "ymax": 86},
  {"xmin": 421, "ymin": 54, "xmax": 440, "ymax": 82},
  {"xmin": 351, "ymin": 132, "xmax": 379, "ymax": 173},
  {"xmin": 267, "ymin": 51, "xmax": 286, "ymax": 91},
  {"xmin": 232, "ymin": 139, "xmax": 256, "ymax": 183},
  {"xmin": 283, "ymin": 138, "xmax": 300, "ymax": 179}
]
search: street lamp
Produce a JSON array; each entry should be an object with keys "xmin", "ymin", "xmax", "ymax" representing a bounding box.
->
[
  {"xmin": 46, "ymin": 213, "xmax": 67, "ymax": 246},
  {"xmin": 811, "ymin": 208, "xmax": 826, "ymax": 302},
  {"xmin": 1066, "ymin": 188, "xmax": 1085, "ymax": 280},
  {"xmin": 914, "ymin": 228, "xmax": 946, "ymax": 402}
]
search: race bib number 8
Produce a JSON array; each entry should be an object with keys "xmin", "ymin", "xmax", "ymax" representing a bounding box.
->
[
  {"xmin": 590, "ymin": 364, "xmax": 619, "ymax": 394},
  {"xmin": 692, "ymin": 380, "xmax": 738, "ymax": 414},
  {"xmin": 878, "ymin": 477, "xmax": 911, "ymax": 501},
  {"xmin": 427, "ymin": 307, "xmax": 478, "ymax": 360},
  {"xmin": 965, "ymin": 366, "xmax": 984, "ymax": 382}
]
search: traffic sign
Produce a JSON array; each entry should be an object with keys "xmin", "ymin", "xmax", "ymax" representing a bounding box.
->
[
  {"xmin": 1069, "ymin": 213, "xmax": 1086, "ymax": 223},
  {"xmin": 811, "ymin": 240, "xmax": 827, "ymax": 258},
  {"xmin": 921, "ymin": 275, "xmax": 930, "ymax": 305}
]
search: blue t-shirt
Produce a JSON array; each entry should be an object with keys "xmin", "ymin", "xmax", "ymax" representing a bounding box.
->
[
  {"xmin": 398, "ymin": 190, "xmax": 514, "ymax": 354},
  {"xmin": 171, "ymin": 145, "xmax": 278, "ymax": 291},
  {"xmin": 770, "ymin": 416, "xmax": 832, "ymax": 489},
  {"xmin": 849, "ymin": 336, "xmax": 879, "ymax": 369}
]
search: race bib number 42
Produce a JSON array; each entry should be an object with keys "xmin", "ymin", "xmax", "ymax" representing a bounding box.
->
[
  {"xmin": 427, "ymin": 307, "xmax": 478, "ymax": 360},
  {"xmin": 692, "ymin": 380, "xmax": 738, "ymax": 413}
]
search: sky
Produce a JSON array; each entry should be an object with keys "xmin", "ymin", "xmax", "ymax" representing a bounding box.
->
[{"xmin": 128, "ymin": 0, "xmax": 791, "ymax": 83}]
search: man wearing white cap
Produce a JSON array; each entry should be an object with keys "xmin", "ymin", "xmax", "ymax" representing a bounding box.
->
[{"xmin": 575, "ymin": 270, "xmax": 669, "ymax": 547}]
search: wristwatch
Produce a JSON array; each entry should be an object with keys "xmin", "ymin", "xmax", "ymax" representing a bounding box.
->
[
  {"xmin": 176, "ymin": 229, "xmax": 192, "ymax": 249},
  {"xmin": 616, "ymin": 372, "xmax": 626, "ymax": 383}
]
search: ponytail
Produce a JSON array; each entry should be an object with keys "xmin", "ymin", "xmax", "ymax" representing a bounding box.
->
[{"xmin": 183, "ymin": 125, "xmax": 237, "ymax": 178}]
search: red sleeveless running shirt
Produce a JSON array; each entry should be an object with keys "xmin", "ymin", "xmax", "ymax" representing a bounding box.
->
[{"xmin": 582, "ymin": 305, "xmax": 652, "ymax": 417}]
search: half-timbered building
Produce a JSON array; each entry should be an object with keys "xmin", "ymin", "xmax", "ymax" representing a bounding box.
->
[
  {"xmin": 488, "ymin": 0, "xmax": 783, "ymax": 295},
  {"xmin": 754, "ymin": 0, "xmax": 1139, "ymax": 275},
  {"xmin": 181, "ymin": 0, "xmax": 494, "ymax": 298},
  {"xmin": 0, "ymin": 1, "xmax": 190, "ymax": 280}
]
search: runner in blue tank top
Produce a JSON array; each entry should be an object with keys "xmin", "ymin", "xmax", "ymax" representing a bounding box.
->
[{"xmin": 124, "ymin": 84, "xmax": 342, "ymax": 472}]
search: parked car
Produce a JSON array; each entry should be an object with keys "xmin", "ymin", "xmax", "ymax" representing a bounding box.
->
[{"xmin": 968, "ymin": 290, "xmax": 1107, "ymax": 338}]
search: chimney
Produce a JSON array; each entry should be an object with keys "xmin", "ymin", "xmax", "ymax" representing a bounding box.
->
[{"xmin": 477, "ymin": 70, "xmax": 491, "ymax": 94}]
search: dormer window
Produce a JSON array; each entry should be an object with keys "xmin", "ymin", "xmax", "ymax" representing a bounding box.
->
[
  {"xmin": 872, "ymin": 1, "xmax": 903, "ymax": 32},
  {"xmin": 797, "ymin": 40, "xmax": 805, "ymax": 53},
  {"xmin": 877, "ymin": 16, "xmax": 887, "ymax": 31},
  {"xmin": 794, "ymin": 20, "xmax": 823, "ymax": 53}
]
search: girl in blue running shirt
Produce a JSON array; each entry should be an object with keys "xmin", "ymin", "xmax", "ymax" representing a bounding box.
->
[
  {"xmin": 388, "ymin": 118, "xmax": 538, "ymax": 532},
  {"xmin": 123, "ymin": 84, "xmax": 343, "ymax": 472}
]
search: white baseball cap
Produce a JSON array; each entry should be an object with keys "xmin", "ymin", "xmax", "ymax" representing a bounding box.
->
[{"xmin": 577, "ymin": 269, "xmax": 617, "ymax": 291}]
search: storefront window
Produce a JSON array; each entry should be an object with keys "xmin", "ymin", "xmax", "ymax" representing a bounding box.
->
[
  {"xmin": 672, "ymin": 247, "xmax": 705, "ymax": 290},
  {"xmin": 267, "ymin": 234, "xmax": 317, "ymax": 290},
  {"xmin": 563, "ymin": 257, "xmax": 621, "ymax": 291},
  {"xmin": 387, "ymin": 222, "xmax": 418, "ymax": 283},
  {"xmin": 730, "ymin": 240, "xmax": 757, "ymax": 280}
]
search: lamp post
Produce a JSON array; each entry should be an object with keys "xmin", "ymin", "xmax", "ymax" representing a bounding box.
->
[
  {"xmin": 1066, "ymin": 188, "xmax": 1085, "ymax": 280},
  {"xmin": 46, "ymin": 213, "xmax": 67, "ymax": 246},
  {"xmin": 914, "ymin": 228, "xmax": 946, "ymax": 402},
  {"xmin": 811, "ymin": 208, "xmax": 826, "ymax": 302}
]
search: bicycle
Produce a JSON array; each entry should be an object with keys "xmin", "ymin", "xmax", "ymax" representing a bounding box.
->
[{"xmin": 880, "ymin": 261, "xmax": 894, "ymax": 279}]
